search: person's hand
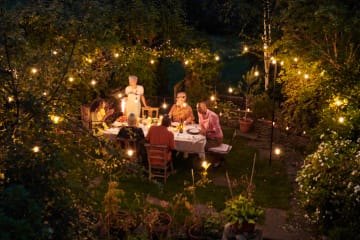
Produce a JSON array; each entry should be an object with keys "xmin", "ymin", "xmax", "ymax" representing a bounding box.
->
[{"xmin": 107, "ymin": 109, "xmax": 115, "ymax": 115}]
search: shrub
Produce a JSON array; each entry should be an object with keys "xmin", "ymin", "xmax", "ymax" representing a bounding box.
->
[{"xmin": 296, "ymin": 131, "xmax": 360, "ymax": 237}]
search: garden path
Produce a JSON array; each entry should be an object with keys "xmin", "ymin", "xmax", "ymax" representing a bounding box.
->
[{"xmin": 230, "ymin": 129, "xmax": 322, "ymax": 240}]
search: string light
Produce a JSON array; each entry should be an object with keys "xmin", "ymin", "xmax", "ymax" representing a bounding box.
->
[
  {"xmin": 127, "ymin": 149, "xmax": 134, "ymax": 157},
  {"xmin": 118, "ymin": 93, "xmax": 123, "ymax": 98},
  {"xmin": 244, "ymin": 46, "xmax": 249, "ymax": 52},
  {"xmin": 32, "ymin": 146, "xmax": 40, "ymax": 153},
  {"xmin": 228, "ymin": 87, "xmax": 233, "ymax": 94},
  {"xmin": 285, "ymin": 126, "xmax": 289, "ymax": 131},
  {"xmin": 8, "ymin": 96, "xmax": 14, "ymax": 102},
  {"xmin": 31, "ymin": 68, "xmax": 38, "ymax": 74},
  {"xmin": 150, "ymin": 59, "xmax": 155, "ymax": 64},
  {"xmin": 162, "ymin": 102, "xmax": 167, "ymax": 109},
  {"xmin": 114, "ymin": 53, "xmax": 119, "ymax": 58},
  {"xmin": 91, "ymin": 80, "xmax": 97, "ymax": 86},
  {"xmin": 338, "ymin": 116, "xmax": 345, "ymax": 123},
  {"xmin": 50, "ymin": 115, "xmax": 61, "ymax": 124},
  {"xmin": 293, "ymin": 57, "xmax": 298, "ymax": 62},
  {"xmin": 68, "ymin": 77, "xmax": 74, "ymax": 82},
  {"xmin": 43, "ymin": 92, "xmax": 47, "ymax": 96},
  {"xmin": 215, "ymin": 55, "xmax": 220, "ymax": 61},
  {"xmin": 274, "ymin": 148, "xmax": 281, "ymax": 155},
  {"xmin": 52, "ymin": 50, "xmax": 58, "ymax": 55},
  {"xmin": 210, "ymin": 95, "xmax": 216, "ymax": 101},
  {"xmin": 184, "ymin": 60, "xmax": 189, "ymax": 65},
  {"xmin": 297, "ymin": 70, "xmax": 302, "ymax": 75},
  {"xmin": 304, "ymin": 74, "xmax": 309, "ymax": 79},
  {"xmin": 254, "ymin": 71, "xmax": 259, "ymax": 77}
]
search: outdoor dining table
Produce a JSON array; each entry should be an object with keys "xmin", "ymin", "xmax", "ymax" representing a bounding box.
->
[{"xmin": 103, "ymin": 121, "xmax": 206, "ymax": 159}]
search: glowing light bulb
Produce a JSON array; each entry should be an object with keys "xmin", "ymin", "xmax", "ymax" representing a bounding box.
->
[
  {"xmin": 114, "ymin": 53, "xmax": 119, "ymax": 58},
  {"xmin": 162, "ymin": 103, "xmax": 167, "ymax": 109},
  {"xmin": 244, "ymin": 46, "xmax": 249, "ymax": 52},
  {"xmin": 43, "ymin": 92, "xmax": 47, "ymax": 96},
  {"xmin": 150, "ymin": 59, "xmax": 155, "ymax": 64},
  {"xmin": 297, "ymin": 71, "xmax": 302, "ymax": 75},
  {"xmin": 272, "ymin": 59, "xmax": 277, "ymax": 64},
  {"xmin": 254, "ymin": 71, "xmax": 259, "ymax": 77},
  {"xmin": 304, "ymin": 74, "xmax": 309, "ymax": 79},
  {"xmin": 52, "ymin": 50, "xmax": 58, "ymax": 55},
  {"xmin": 280, "ymin": 61, "xmax": 284, "ymax": 66},
  {"xmin": 31, "ymin": 68, "xmax": 38, "ymax": 74},
  {"xmin": 91, "ymin": 80, "xmax": 96, "ymax": 86},
  {"xmin": 52, "ymin": 115, "xmax": 60, "ymax": 124},
  {"xmin": 68, "ymin": 77, "xmax": 74, "ymax": 82},
  {"xmin": 8, "ymin": 96, "xmax": 14, "ymax": 102},
  {"xmin": 201, "ymin": 161, "xmax": 211, "ymax": 170},
  {"xmin": 127, "ymin": 149, "xmax": 134, "ymax": 157},
  {"xmin": 210, "ymin": 95, "xmax": 215, "ymax": 101},
  {"xmin": 184, "ymin": 60, "xmax": 189, "ymax": 65},
  {"xmin": 118, "ymin": 93, "xmax": 123, "ymax": 98},
  {"xmin": 228, "ymin": 87, "xmax": 233, "ymax": 94},
  {"xmin": 338, "ymin": 117, "xmax": 344, "ymax": 123},
  {"xmin": 32, "ymin": 146, "xmax": 40, "ymax": 153},
  {"xmin": 215, "ymin": 55, "xmax": 220, "ymax": 61},
  {"xmin": 285, "ymin": 126, "xmax": 289, "ymax": 131},
  {"xmin": 274, "ymin": 148, "xmax": 281, "ymax": 155},
  {"xmin": 294, "ymin": 57, "xmax": 298, "ymax": 62}
]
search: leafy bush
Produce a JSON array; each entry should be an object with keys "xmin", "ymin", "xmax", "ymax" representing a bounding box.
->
[{"xmin": 296, "ymin": 132, "xmax": 360, "ymax": 237}]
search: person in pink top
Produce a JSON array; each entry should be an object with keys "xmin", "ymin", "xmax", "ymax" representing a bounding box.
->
[
  {"xmin": 197, "ymin": 101, "xmax": 224, "ymax": 167},
  {"xmin": 145, "ymin": 115, "xmax": 175, "ymax": 160},
  {"xmin": 197, "ymin": 101, "xmax": 223, "ymax": 148}
]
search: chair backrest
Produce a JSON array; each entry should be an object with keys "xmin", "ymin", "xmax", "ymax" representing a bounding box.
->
[
  {"xmin": 141, "ymin": 107, "xmax": 159, "ymax": 118},
  {"xmin": 117, "ymin": 137, "xmax": 139, "ymax": 161},
  {"xmin": 144, "ymin": 143, "xmax": 169, "ymax": 166},
  {"xmin": 80, "ymin": 104, "xmax": 92, "ymax": 130}
]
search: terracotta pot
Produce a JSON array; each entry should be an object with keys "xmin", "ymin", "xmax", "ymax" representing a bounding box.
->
[
  {"xmin": 187, "ymin": 224, "xmax": 206, "ymax": 240},
  {"xmin": 239, "ymin": 118, "xmax": 254, "ymax": 133},
  {"xmin": 147, "ymin": 212, "xmax": 172, "ymax": 239}
]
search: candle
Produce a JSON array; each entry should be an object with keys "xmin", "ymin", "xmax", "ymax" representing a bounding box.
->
[
  {"xmin": 191, "ymin": 168, "xmax": 194, "ymax": 186},
  {"xmin": 121, "ymin": 98, "xmax": 125, "ymax": 113}
]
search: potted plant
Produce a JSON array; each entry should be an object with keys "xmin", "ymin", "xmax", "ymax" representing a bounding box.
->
[
  {"xmin": 187, "ymin": 210, "xmax": 225, "ymax": 240},
  {"xmin": 238, "ymin": 66, "xmax": 262, "ymax": 133},
  {"xmin": 223, "ymin": 194, "xmax": 264, "ymax": 233},
  {"xmin": 100, "ymin": 181, "xmax": 138, "ymax": 239},
  {"xmin": 143, "ymin": 208, "xmax": 172, "ymax": 240}
]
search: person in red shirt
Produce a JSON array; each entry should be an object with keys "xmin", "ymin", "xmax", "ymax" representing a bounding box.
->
[{"xmin": 145, "ymin": 115, "xmax": 175, "ymax": 160}]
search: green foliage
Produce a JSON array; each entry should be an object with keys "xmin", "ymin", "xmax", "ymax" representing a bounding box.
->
[
  {"xmin": 296, "ymin": 132, "xmax": 360, "ymax": 237},
  {"xmin": 0, "ymin": 185, "xmax": 46, "ymax": 240},
  {"xmin": 223, "ymin": 195, "xmax": 264, "ymax": 226}
]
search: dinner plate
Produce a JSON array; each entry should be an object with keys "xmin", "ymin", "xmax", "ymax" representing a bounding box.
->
[
  {"xmin": 171, "ymin": 122, "xmax": 180, "ymax": 127},
  {"xmin": 187, "ymin": 128, "xmax": 200, "ymax": 135}
]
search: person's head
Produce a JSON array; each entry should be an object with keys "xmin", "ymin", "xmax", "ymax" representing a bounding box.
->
[
  {"xmin": 161, "ymin": 114, "xmax": 171, "ymax": 127},
  {"xmin": 196, "ymin": 101, "xmax": 207, "ymax": 115},
  {"xmin": 90, "ymin": 99, "xmax": 105, "ymax": 112},
  {"xmin": 127, "ymin": 113, "xmax": 137, "ymax": 126},
  {"xmin": 176, "ymin": 91, "xmax": 187, "ymax": 106},
  {"xmin": 128, "ymin": 75, "xmax": 138, "ymax": 87}
]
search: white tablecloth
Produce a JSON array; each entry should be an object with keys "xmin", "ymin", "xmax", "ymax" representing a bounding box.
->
[{"xmin": 103, "ymin": 122, "xmax": 206, "ymax": 158}]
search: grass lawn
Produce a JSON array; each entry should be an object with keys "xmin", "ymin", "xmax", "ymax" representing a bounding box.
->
[{"xmin": 117, "ymin": 126, "xmax": 292, "ymax": 211}]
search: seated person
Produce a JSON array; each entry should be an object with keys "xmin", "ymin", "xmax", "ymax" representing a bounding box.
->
[
  {"xmin": 145, "ymin": 115, "xmax": 175, "ymax": 160},
  {"xmin": 168, "ymin": 91, "xmax": 194, "ymax": 124},
  {"xmin": 90, "ymin": 98, "xmax": 114, "ymax": 134},
  {"xmin": 117, "ymin": 113, "xmax": 144, "ymax": 142},
  {"xmin": 197, "ymin": 101, "xmax": 224, "ymax": 167},
  {"xmin": 117, "ymin": 113, "xmax": 145, "ymax": 161}
]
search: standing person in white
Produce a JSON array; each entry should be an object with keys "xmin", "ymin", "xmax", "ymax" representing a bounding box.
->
[{"xmin": 125, "ymin": 75, "xmax": 148, "ymax": 118}]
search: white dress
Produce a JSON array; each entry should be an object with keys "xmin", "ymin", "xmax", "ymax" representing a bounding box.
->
[{"xmin": 125, "ymin": 85, "xmax": 144, "ymax": 118}]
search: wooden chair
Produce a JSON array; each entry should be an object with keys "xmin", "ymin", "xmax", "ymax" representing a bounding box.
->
[
  {"xmin": 80, "ymin": 104, "xmax": 92, "ymax": 130},
  {"xmin": 117, "ymin": 137, "xmax": 140, "ymax": 163},
  {"xmin": 80, "ymin": 104, "xmax": 103, "ymax": 131},
  {"xmin": 144, "ymin": 143, "xmax": 174, "ymax": 183},
  {"xmin": 141, "ymin": 107, "xmax": 159, "ymax": 118}
]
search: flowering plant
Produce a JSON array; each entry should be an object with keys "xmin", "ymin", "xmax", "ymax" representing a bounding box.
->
[{"xmin": 296, "ymin": 131, "xmax": 360, "ymax": 235}]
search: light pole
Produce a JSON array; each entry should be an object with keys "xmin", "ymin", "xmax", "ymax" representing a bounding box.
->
[{"xmin": 269, "ymin": 59, "xmax": 277, "ymax": 166}]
